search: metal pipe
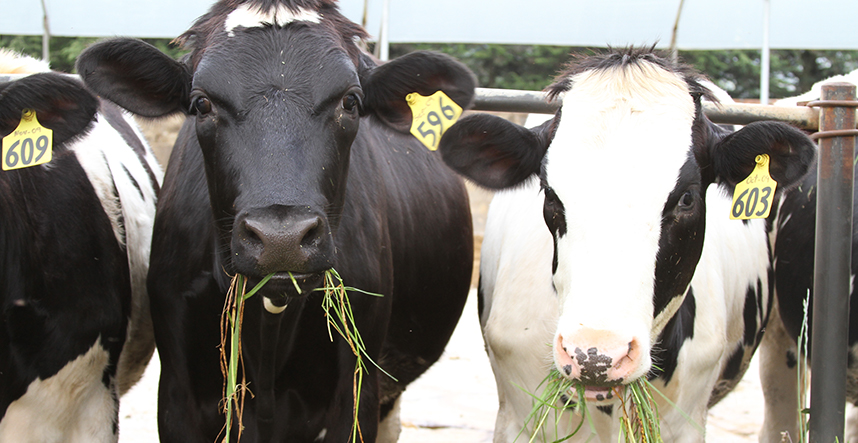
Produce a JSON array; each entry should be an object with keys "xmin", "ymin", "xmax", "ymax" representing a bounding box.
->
[
  {"xmin": 809, "ymin": 82, "xmax": 856, "ymax": 443},
  {"xmin": 471, "ymin": 87, "xmax": 825, "ymax": 130},
  {"xmin": 40, "ymin": 0, "xmax": 50, "ymax": 63},
  {"xmin": 669, "ymin": 0, "xmax": 686, "ymax": 64},
  {"xmin": 761, "ymin": 0, "xmax": 770, "ymax": 104}
]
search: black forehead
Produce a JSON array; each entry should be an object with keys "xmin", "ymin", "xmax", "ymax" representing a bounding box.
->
[
  {"xmin": 177, "ymin": 0, "xmax": 368, "ymax": 71},
  {"xmin": 193, "ymin": 24, "xmax": 359, "ymax": 106}
]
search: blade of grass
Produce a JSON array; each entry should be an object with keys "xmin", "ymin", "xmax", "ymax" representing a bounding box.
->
[
  {"xmin": 522, "ymin": 371, "xmax": 668, "ymax": 443},
  {"xmin": 219, "ymin": 270, "xmax": 389, "ymax": 443},
  {"xmin": 796, "ymin": 293, "xmax": 810, "ymax": 442}
]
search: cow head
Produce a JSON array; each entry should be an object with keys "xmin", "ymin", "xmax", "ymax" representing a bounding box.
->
[
  {"xmin": 439, "ymin": 48, "xmax": 815, "ymax": 402},
  {"xmin": 76, "ymin": 0, "xmax": 475, "ymax": 307}
]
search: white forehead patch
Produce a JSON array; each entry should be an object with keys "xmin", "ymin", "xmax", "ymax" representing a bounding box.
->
[{"xmin": 225, "ymin": 4, "xmax": 321, "ymax": 37}]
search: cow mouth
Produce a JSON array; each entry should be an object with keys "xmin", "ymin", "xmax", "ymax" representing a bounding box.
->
[
  {"xmin": 560, "ymin": 384, "xmax": 623, "ymax": 406},
  {"xmin": 580, "ymin": 385, "xmax": 622, "ymax": 403},
  {"xmin": 247, "ymin": 271, "xmax": 326, "ymax": 302}
]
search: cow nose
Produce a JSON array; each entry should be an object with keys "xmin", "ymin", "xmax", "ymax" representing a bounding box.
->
[
  {"xmin": 233, "ymin": 207, "xmax": 331, "ymax": 275},
  {"xmin": 554, "ymin": 332, "xmax": 642, "ymax": 386}
]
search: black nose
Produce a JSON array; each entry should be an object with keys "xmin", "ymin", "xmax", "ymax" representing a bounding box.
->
[{"xmin": 232, "ymin": 205, "xmax": 333, "ymax": 275}]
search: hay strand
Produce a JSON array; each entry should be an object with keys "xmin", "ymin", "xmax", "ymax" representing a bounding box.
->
[{"xmin": 219, "ymin": 270, "xmax": 390, "ymax": 443}]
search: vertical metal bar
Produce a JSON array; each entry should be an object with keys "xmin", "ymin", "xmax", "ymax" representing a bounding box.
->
[
  {"xmin": 810, "ymin": 82, "xmax": 857, "ymax": 443},
  {"xmin": 40, "ymin": 0, "xmax": 50, "ymax": 62},
  {"xmin": 760, "ymin": 0, "xmax": 770, "ymax": 104}
]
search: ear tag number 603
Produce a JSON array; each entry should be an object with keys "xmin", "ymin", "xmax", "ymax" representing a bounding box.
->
[
  {"xmin": 2, "ymin": 108, "xmax": 53, "ymax": 171},
  {"xmin": 406, "ymin": 91, "xmax": 462, "ymax": 151},
  {"xmin": 730, "ymin": 154, "xmax": 777, "ymax": 220}
]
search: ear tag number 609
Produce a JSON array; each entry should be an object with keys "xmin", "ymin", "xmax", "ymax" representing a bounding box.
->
[
  {"xmin": 406, "ymin": 91, "xmax": 462, "ymax": 151},
  {"xmin": 2, "ymin": 108, "xmax": 53, "ymax": 171},
  {"xmin": 730, "ymin": 154, "xmax": 777, "ymax": 220}
]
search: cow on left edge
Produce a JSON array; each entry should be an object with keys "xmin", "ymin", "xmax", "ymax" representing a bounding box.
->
[{"xmin": 0, "ymin": 49, "xmax": 162, "ymax": 442}]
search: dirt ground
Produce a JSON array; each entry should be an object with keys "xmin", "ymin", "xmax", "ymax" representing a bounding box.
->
[{"xmin": 120, "ymin": 115, "xmax": 768, "ymax": 442}]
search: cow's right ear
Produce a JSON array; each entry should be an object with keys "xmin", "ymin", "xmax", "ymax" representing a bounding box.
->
[
  {"xmin": 438, "ymin": 112, "xmax": 554, "ymax": 190},
  {"xmin": 76, "ymin": 38, "xmax": 192, "ymax": 118}
]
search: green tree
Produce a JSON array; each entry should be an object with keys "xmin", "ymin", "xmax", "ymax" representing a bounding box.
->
[
  {"xmin": 390, "ymin": 43, "xmax": 858, "ymax": 100},
  {"xmin": 390, "ymin": 43, "xmax": 577, "ymax": 91},
  {"xmin": 0, "ymin": 35, "xmax": 187, "ymax": 73},
  {"xmin": 3, "ymin": 36, "xmax": 857, "ymax": 101},
  {"xmin": 678, "ymin": 49, "xmax": 858, "ymax": 99}
]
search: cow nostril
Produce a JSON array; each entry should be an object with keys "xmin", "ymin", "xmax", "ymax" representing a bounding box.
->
[
  {"xmin": 241, "ymin": 220, "xmax": 263, "ymax": 244},
  {"xmin": 300, "ymin": 218, "xmax": 322, "ymax": 248}
]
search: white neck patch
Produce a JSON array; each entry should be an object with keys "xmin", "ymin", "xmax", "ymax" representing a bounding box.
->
[{"xmin": 225, "ymin": 4, "xmax": 321, "ymax": 37}]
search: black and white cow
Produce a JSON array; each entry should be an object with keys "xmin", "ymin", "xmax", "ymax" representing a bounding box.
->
[
  {"xmin": 76, "ymin": 0, "xmax": 475, "ymax": 441},
  {"xmin": 438, "ymin": 48, "xmax": 817, "ymax": 441},
  {"xmin": 756, "ymin": 73, "xmax": 858, "ymax": 442},
  {"xmin": 0, "ymin": 50, "xmax": 161, "ymax": 441}
]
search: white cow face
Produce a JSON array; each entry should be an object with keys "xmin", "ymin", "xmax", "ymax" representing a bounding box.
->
[{"xmin": 439, "ymin": 48, "xmax": 816, "ymax": 403}]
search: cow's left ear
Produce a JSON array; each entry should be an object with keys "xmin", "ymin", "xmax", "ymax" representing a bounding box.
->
[
  {"xmin": 361, "ymin": 51, "xmax": 476, "ymax": 132},
  {"xmin": 708, "ymin": 121, "xmax": 817, "ymax": 192}
]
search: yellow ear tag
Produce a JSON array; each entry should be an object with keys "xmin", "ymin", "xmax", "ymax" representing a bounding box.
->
[
  {"xmin": 406, "ymin": 91, "xmax": 463, "ymax": 151},
  {"xmin": 2, "ymin": 109, "xmax": 53, "ymax": 171},
  {"xmin": 730, "ymin": 154, "xmax": 777, "ymax": 220}
]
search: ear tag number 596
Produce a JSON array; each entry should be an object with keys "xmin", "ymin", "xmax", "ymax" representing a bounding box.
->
[
  {"xmin": 406, "ymin": 91, "xmax": 462, "ymax": 151},
  {"xmin": 2, "ymin": 109, "xmax": 53, "ymax": 171},
  {"xmin": 730, "ymin": 154, "xmax": 777, "ymax": 220}
]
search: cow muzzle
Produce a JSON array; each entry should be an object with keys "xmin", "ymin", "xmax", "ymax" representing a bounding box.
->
[
  {"xmin": 231, "ymin": 205, "xmax": 334, "ymax": 299},
  {"xmin": 553, "ymin": 329, "xmax": 646, "ymax": 403}
]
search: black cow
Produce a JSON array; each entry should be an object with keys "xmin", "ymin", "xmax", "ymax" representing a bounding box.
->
[
  {"xmin": 0, "ymin": 51, "xmax": 160, "ymax": 441},
  {"xmin": 76, "ymin": 0, "xmax": 475, "ymax": 442}
]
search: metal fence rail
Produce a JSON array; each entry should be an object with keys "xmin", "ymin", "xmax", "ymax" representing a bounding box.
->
[{"xmin": 473, "ymin": 87, "xmax": 833, "ymax": 130}]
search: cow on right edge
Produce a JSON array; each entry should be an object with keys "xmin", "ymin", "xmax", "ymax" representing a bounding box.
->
[
  {"xmin": 438, "ymin": 47, "xmax": 817, "ymax": 441},
  {"xmin": 757, "ymin": 72, "xmax": 858, "ymax": 443}
]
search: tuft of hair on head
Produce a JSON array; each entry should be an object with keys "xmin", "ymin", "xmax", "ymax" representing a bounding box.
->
[
  {"xmin": 0, "ymin": 48, "xmax": 50, "ymax": 75},
  {"xmin": 543, "ymin": 45, "xmax": 718, "ymax": 104}
]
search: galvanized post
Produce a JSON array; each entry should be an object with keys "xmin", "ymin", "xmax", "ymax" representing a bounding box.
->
[{"xmin": 809, "ymin": 82, "xmax": 857, "ymax": 443}]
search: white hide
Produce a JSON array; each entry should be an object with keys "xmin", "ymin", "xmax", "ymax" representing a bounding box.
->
[
  {"xmin": 546, "ymin": 64, "xmax": 696, "ymax": 384},
  {"xmin": 0, "ymin": 340, "xmax": 116, "ymax": 443},
  {"xmin": 225, "ymin": 3, "xmax": 321, "ymax": 36},
  {"xmin": 68, "ymin": 109, "xmax": 162, "ymax": 394}
]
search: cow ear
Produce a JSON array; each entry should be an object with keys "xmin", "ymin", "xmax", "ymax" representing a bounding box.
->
[
  {"xmin": 361, "ymin": 50, "xmax": 476, "ymax": 132},
  {"xmin": 76, "ymin": 38, "xmax": 192, "ymax": 118},
  {"xmin": 0, "ymin": 73, "xmax": 99, "ymax": 146},
  {"xmin": 710, "ymin": 121, "xmax": 817, "ymax": 192},
  {"xmin": 438, "ymin": 112, "xmax": 553, "ymax": 190}
]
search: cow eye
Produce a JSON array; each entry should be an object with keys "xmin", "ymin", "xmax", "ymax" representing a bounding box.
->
[
  {"xmin": 192, "ymin": 96, "xmax": 212, "ymax": 115},
  {"xmin": 678, "ymin": 190, "xmax": 695, "ymax": 208},
  {"xmin": 543, "ymin": 187, "xmax": 567, "ymax": 236},
  {"xmin": 342, "ymin": 93, "xmax": 360, "ymax": 114}
]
